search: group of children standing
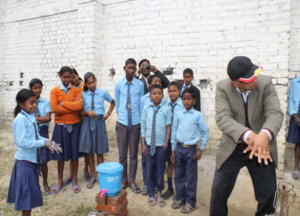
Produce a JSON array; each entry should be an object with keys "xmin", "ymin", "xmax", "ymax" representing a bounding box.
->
[
  {"xmin": 7, "ymin": 58, "xmax": 209, "ymax": 215},
  {"xmin": 115, "ymin": 58, "xmax": 209, "ymax": 214}
]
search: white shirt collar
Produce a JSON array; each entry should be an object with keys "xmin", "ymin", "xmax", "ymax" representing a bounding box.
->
[{"xmin": 236, "ymin": 88, "xmax": 251, "ymax": 103}]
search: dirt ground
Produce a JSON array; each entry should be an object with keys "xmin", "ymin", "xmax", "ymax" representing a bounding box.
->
[{"xmin": 0, "ymin": 120, "xmax": 299, "ymax": 216}]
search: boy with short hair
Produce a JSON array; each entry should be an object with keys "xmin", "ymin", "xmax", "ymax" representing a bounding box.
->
[
  {"xmin": 114, "ymin": 58, "xmax": 144, "ymax": 194},
  {"xmin": 162, "ymin": 81, "xmax": 184, "ymax": 200},
  {"xmin": 141, "ymin": 84, "xmax": 172, "ymax": 207},
  {"xmin": 139, "ymin": 75, "xmax": 168, "ymax": 196},
  {"xmin": 171, "ymin": 88, "xmax": 209, "ymax": 214},
  {"xmin": 179, "ymin": 68, "xmax": 201, "ymax": 112}
]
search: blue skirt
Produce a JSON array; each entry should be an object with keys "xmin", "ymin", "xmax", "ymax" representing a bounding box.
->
[
  {"xmin": 287, "ymin": 117, "xmax": 300, "ymax": 144},
  {"xmin": 7, "ymin": 160, "xmax": 43, "ymax": 211},
  {"xmin": 39, "ymin": 126, "xmax": 50, "ymax": 165},
  {"xmin": 79, "ymin": 116, "xmax": 109, "ymax": 154},
  {"xmin": 50, "ymin": 123, "xmax": 85, "ymax": 161}
]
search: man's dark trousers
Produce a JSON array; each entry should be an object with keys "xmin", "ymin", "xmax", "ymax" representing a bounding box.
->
[
  {"xmin": 209, "ymin": 147, "xmax": 276, "ymax": 216},
  {"xmin": 174, "ymin": 144, "xmax": 198, "ymax": 207}
]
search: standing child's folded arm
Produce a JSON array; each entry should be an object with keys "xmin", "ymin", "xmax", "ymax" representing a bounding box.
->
[
  {"xmin": 198, "ymin": 114, "xmax": 210, "ymax": 151},
  {"xmin": 63, "ymin": 89, "xmax": 83, "ymax": 111},
  {"xmin": 50, "ymin": 89, "xmax": 72, "ymax": 114}
]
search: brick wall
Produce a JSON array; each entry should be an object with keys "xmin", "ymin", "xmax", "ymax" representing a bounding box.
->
[{"xmin": 0, "ymin": 0, "xmax": 298, "ymax": 178}]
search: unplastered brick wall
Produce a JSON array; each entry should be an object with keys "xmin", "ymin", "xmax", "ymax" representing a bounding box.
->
[
  {"xmin": 1, "ymin": 11, "xmax": 78, "ymax": 118},
  {"xmin": 100, "ymin": 0, "xmax": 291, "ymax": 177}
]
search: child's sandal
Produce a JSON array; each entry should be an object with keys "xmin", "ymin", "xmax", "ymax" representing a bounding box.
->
[
  {"xmin": 148, "ymin": 197, "xmax": 156, "ymax": 206},
  {"xmin": 53, "ymin": 185, "xmax": 62, "ymax": 194},
  {"xmin": 44, "ymin": 186, "xmax": 53, "ymax": 195},
  {"xmin": 141, "ymin": 185, "xmax": 148, "ymax": 196},
  {"xmin": 171, "ymin": 200, "xmax": 185, "ymax": 209},
  {"xmin": 180, "ymin": 203, "xmax": 197, "ymax": 214},
  {"xmin": 156, "ymin": 197, "xmax": 166, "ymax": 208}
]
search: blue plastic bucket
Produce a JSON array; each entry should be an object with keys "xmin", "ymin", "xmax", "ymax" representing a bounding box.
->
[{"xmin": 96, "ymin": 162, "xmax": 123, "ymax": 196}]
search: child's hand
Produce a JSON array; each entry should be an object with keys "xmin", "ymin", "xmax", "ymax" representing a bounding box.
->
[
  {"xmin": 45, "ymin": 141, "xmax": 63, "ymax": 154},
  {"xmin": 73, "ymin": 97, "xmax": 78, "ymax": 102},
  {"xmin": 171, "ymin": 151, "xmax": 175, "ymax": 164},
  {"xmin": 164, "ymin": 143, "xmax": 168, "ymax": 150},
  {"xmin": 142, "ymin": 144, "xmax": 147, "ymax": 158},
  {"xmin": 194, "ymin": 150, "xmax": 203, "ymax": 160},
  {"xmin": 87, "ymin": 111, "xmax": 96, "ymax": 119},
  {"xmin": 103, "ymin": 113, "xmax": 111, "ymax": 121},
  {"xmin": 58, "ymin": 102, "xmax": 63, "ymax": 106}
]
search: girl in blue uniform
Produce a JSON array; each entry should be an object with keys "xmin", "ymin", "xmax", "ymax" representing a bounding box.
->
[
  {"xmin": 7, "ymin": 89, "xmax": 62, "ymax": 216},
  {"xmin": 29, "ymin": 78, "xmax": 53, "ymax": 195},
  {"xmin": 79, "ymin": 72, "xmax": 115, "ymax": 189}
]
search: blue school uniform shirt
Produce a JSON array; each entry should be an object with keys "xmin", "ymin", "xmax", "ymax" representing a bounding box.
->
[
  {"xmin": 13, "ymin": 110, "xmax": 48, "ymax": 163},
  {"xmin": 181, "ymin": 83, "xmax": 191, "ymax": 95},
  {"xmin": 168, "ymin": 97, "xmax": 184, "ymax": 117},
  {"xmin": 141, "ymin": 103, "xmax": 172, "ymax": 146},
  {"xmin": 114, "ymin": 77, "xmax": 144, "ymax": 126},
  {"xmin": 288, "ymin": 76, "xmax": 300, "ymax": 116},
  {"xmin": 37, "ymin": 97, "xmax": 52, "ymax": 128},
  {"xmin": 60, "ymin": 83, "xmax": 71, "ymax": 94},
  {"xmin": 171, "ymin": 108, "xmax": 209, "ymax": 151},
  {"xmin": 140, "ymin": 92, "xmax": 168, "ymax": 114},
  {"xmin": 82, "ymin": 87, "xmax": 113, "ymax": 116}
]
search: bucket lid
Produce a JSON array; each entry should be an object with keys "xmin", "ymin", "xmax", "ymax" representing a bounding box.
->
[{"xmin": 96, "ymin": 162, "xmax": 123, "ymax": 174}]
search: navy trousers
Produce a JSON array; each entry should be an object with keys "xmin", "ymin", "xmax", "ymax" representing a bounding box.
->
[
  {"xmin": 146, "ymin": 144, "xmax": 165, "ymax": 198},
  {"xmin": 174, "ymin": 145, "xmax": 198, "ymax": 207},
  {"xmin": 141, "ymin": 139, "xmax": 147, "ymax": 186}
]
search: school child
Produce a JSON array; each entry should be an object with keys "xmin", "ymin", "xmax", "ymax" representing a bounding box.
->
[
  {"xmin": 7, "ymin": 89, "xmax": 62, "ymax": 216},
  {"xmin": 29, "ymin": 79, "xmax": 53, "ymax": 195},
  {"xmin": 79, "ymin": 72, "xmax": 115, "ymax": 189},
  {"xmin": 287, "ymin": 75, "xmax": 300, "ymax": 179},
  {"xmin": 71, "ymin": 68, "xmax": 91, "ymax": 182},
  {"xmin": 50, "ymin": 66, "xmax": 84, "ymax": 194},
  {"xmin": 139, "ymin": 75, "xmax": 168, "ymax": 114},
  {"xmin": 141, "ymin": 84, "xmax": 172, "ymax": 207},
  {"xmin": 139, "ymin": 75, "xmax": 168, "ymax": 196},
  {"xmin": 171, "ymin": 88, "xmax": 209, "ymax": 214},
  {"xmin": 162, "ymin": 81, "xmax": 184, "ymax": 200},
  {"xmin": 179, "ymin": 68, "xmax": 201, "ymax": 112},
  {"xmin": 114, "ymin": 58, "xmax": 144, "ymax": 194}
]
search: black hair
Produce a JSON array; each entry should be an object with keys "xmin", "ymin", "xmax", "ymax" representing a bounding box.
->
[
  {"xmin": 14, "ymin": 89, "xmax": 36, "ymax": 117},
  {"xmin": 148, "ymin": 75, "xmax": 161, "ymax": 84},
  {"xmin": 71, "ymin": 68, "xmax": 83, "ymax": 81},
  {"xmin": 150, "ymin": 84, "xmax": 163, "ymax": 94},
  {"xmin": 168, "ymin": 81, "xmax": 180, "ymax": 90},
  {"xmin": 183, "ymin": 68, "xmax": 194, "ymax": 76},
  {"xmin": 138, "ymin": 59, "xmax": 150, "ymax": 68},
  {"xmin": 29, "ymin": 78, "xmax": 43, "ymax": 89},
  {"xmin": 83, "ymin": 72, "xmax": 96, "ymax": 91},
  {"xmin": 125, "ymin": 58, "xmax": 137, "ymax": 66},
  {"xmin": 57, "ymin": 66, "xmax": 72, "ymax": 76},
  {"xmin": 182, "ymin": 88, "xmax": 196, "ymax": 98}
]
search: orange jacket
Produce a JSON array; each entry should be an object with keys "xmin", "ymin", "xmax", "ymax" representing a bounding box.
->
[{"xmin": 50, "ymin": 85, "xmax": 83, "ymax": 124}]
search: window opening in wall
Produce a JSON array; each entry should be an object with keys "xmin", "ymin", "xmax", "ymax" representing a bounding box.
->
[
  {"xmin": 19, "ymin": 81, "xmax": 23, "ymax": 86},
  {"xmin": 163, "ymin": 65, "xmax": 175, "ymax": 75},
  {"xmin": 109, "ymin": 67, "xmax": 115, "ymax": 80},
  {"xmin": 198, "ymin": 79, "xmax": 212, "ymax": 90},
  {"xmin": 20, "ymin": 72, "xmax": 24, "ymax": 78},
  {"xmin": 9, "ymin": 82, "xmax": 13, "ymax": 86}
]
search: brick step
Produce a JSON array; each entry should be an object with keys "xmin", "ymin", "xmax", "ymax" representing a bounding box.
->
[{"xmin": 95, "ymin": 189, "xmax": 127, "ymax": 206}]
